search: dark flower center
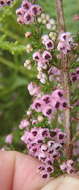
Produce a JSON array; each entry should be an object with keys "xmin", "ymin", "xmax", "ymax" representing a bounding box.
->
[
  {"xmin": 23, "ymin": 3, "xmax": 29, "ymax": 9},
  {"xmin": 7, "ymin": 1, "xmax": 11, "ymax": 5},
  {"xmin": 47, "ymin": 167, "xmax": 52, "ymax": 172},
  {"xmin": 35, "ymin": 56, "xmax": 39, "ymax": 60},
  {"xmin": 42, "ymin": 130, "xmax": 48, "ymax": 136},
  {"xmin": 47, "ymin": 42, "xmax": 52, "ymax": 48},
  {"xmin": 43, "ymin": 97, "xmax": 50, "ymax": 104},
  {"xmin": 55, "ymin": 102, "xmax": 60, "ymax": 108},
  {"xmin": 72, "ymin": 76, "xmax": 77, "ymax": 81},
  {"xmin": 76, "ymin": 70, "xmax": 79, "ymax": 74},
  {"xmin": 26, "ymin": 14, "xmax": 31, "ymax": 21},
  {"xmin": 42, "ymin": 174, "xmax": 48, "ymax": 178},
  {"xmin": 58, "ymin": 91, "xmax": 63, "ymax": 97},
  {"xmin": 59, "ymin": 134, "xmax": 64, "ymax": 139},
  {"xmin": 63, "ymin": 35, "xmax": 66, "ymax": 40},
  {"xmin": 35, "ymin": 102, "xmax": 41, "ymax": 109},
  {"xmin": 32, "ymin": 7, "xmax": 38, "ymax": 15},
  {"xmin": 63, "ymin": 102, "xmax": 67, "ymax": 107},
  {"xmin": 50, "ymin": 131, "xmax": 56, "ymax": 137},
  {"xmin": 32, "ymin": 148, "xmax": 37, "ymax": 152},
  {"xmin": 32, "ymin": 131, "xmax": 37, "ymax": 136},
  {"xmin": 46, "ymin": 109, "xmax": 52, "ymax": 115},
  {"xmin": 0, "ymin": 1, "xmax": 4, "ymax": 5},
  {"xmin": 45, "ymin": 54, "xmax": 50, "ymax": 59}
]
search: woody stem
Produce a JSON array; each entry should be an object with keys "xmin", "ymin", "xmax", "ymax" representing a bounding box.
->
[{"xmin": 56, "ymin": 0, "xmax": 73, "ymax": 159}]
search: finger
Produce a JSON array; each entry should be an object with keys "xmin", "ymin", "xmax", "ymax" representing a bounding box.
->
[
  {"xmin": 0, "ymin": 151, "xmax": 50, "ymax": 190},
  {"xmin": 41, "ymin": 175, "xmax": 79, "ymax": 190},
  {"xmin": 13, "ymin": 152, "xmax": 50, "ymax": 190},
  {"xmin": 0, "ymin": 151, "xmax": 16, "ymax": 190}
]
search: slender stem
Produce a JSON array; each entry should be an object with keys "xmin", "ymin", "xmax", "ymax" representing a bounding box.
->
[
  {"xmin": 55, "ymin": 0, "xmax": 73, "ymax": 159},
  {"xmin": 56, "ymin": 0, "xmax": 65, "ymax": 32}
]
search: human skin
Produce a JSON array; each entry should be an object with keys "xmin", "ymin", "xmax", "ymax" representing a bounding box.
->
[{"xmin": 0, "ymin": 151, "xmax": 79, "ymax": 190}]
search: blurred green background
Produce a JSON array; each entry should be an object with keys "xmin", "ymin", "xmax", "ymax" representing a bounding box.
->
[{"xmin": 0, "ymin": 0, "xmax": 79, "ymax": 135}]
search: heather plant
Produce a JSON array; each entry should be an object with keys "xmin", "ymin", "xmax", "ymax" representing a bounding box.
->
[{"xmin": 0, "ymin": 0, "xmax": 79, "ymax": 179}]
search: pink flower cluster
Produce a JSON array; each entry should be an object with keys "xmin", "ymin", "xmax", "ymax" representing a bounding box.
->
[
  {"xmin": 31, "ymin": 89, "xmax": 67, "ymax": 119},
  {"xmin": 21, "ymin": 127, "xmax": 66, "ymax": 178},
  {"xmin": 33, "ymin": 50, "xmax": 54, "ymax": 83},
  {"xmin": 0, "ymin": 0, "xmax": 13, "ymax": 7},
  {"xmin": 57, "ymin": 32, "xmax": 73, "ymax": 54},
  {"xmin": 16, "ymin": 0, "xmax": 42, "ymax": 24},
  {"xmin": 70, "ymin": 67, "xmax": 79, "ymax": 82},
  {"xmin": 32, "ymin": 34, "xmax": 56, "ymax": 83},
  {"xmin": 60, "ymin": 160, "xmax": 75, "ymax": 174},
  {"xmin": 33, "ymin": 50, "xmax": 52, "ymax": 70}
]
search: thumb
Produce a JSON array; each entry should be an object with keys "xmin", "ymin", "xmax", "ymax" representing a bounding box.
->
[{"xmin": 41, "ymin": 175, "xmax": 79, "ymax": 190}]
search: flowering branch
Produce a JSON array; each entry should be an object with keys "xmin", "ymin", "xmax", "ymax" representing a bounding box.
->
[
  {"xmin": 15, "ymin": 0, "xmax": 79, "ymax": 178},
  {"xmin": 56, "ymin": 0, "xmax": 73, "ymax": 159}
]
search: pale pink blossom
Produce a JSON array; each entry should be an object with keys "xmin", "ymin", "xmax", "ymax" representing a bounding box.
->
[
  {"xmin": 42, "ymin": 50, "xmax": 52, "ymax": 60},
  {"xmin": 5, "ymin": 134, "xmax": 13, "ymax": 144},
  {"xmin": 19, "ymin": 119, "xmax": 30, "ymax": 129},
  {"xmin": 22, "ymin": 0, "xmax": 32, "ymax": 10},
  {"xmin": 24, "ymin": 11, "xmax": 34, "ymax": 24},
  {"xmin": 44, "ymin": 39, "xmax": 54, "ymax": 50},
  {"xmin": 28, "ymin": 82, "xmax": 40, "ymax": 96},
  {"xmin": 30, "ymin": 4, "xmax": 42, "ymax": 16},
  {"xmin": 33, "ymin": 51, "xmax": 41, "ymax": 61}
]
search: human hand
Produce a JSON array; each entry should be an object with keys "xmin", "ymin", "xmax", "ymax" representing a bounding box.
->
[
  {"xmin": 0, "ymin": 151, "xmax": 49, "ymax": 190},
  {"xmin": 0, "ymin": 151, "xmax": 79, "ymax": 190}
]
